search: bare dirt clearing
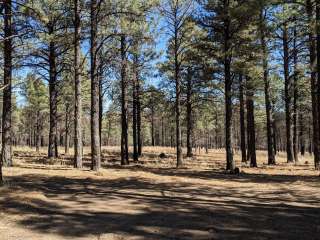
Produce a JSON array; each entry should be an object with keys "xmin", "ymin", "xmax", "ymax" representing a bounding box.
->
[{"xmin": 0, "ymin": 147, "xmax": 319, "ymax": 240}]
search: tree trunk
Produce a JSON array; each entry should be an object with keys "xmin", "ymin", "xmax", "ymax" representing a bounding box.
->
[
  {"xmin": 283, "ymin": 21, "xmax": 294, "ymax": 163},
  {"xmin": 90, "ymin": 0, "xmax": 101, "ymax": 171},
  {"xmin": 306, "ymin": 0, "xmax": 319, "ymax": 168},
  {"xmin": 65, "ymin": 105, "xmax": 70, "ymax": 155},
  {"xmin": 99, "ymin": 76, "xmax": 103, "ymax": 149},
  {"xmin": 107, "ymin": 118, "xmax": 111, "ymax": 146},
  {"xmin": 246, "ymin": 78, "xmax": 257, "ymax": 167},
  {"xmin": 48, "ymin": 36, "xmax": 58, "ymax": 159},
  {"xmin": 120, "ymin": 35, "xmax": 129, "ymax": 165},
  {"xmin": 1, "ymin": 0, "xmax": 13, "ymax": 181},
  {"xmin": 186, "ymin": 69, "xmax": 193, "ymax": 157},
  {"xmin": 174, "ymin": 25, "xmax": 182, "ymax": 168},
  {"xmin": 215, "ymin": 111, "xmax": 219, "ymax": 149},
  {"xmin": 36, "ymin": 110, "xmax": 41, "ymax": 153},
  {"xmin": 239, "ymin": 74, "xmax": 246, "ymax": 162},
  {"xmin": 161, "ymin": 116, "xmax": 165, "ymax": 147},
  {"xmin": 28, "ymin": 126, "xmax": 31, "ymax": 147},
  {"xmin": 136, "ymin": 71, "xmax": 142, "ymax": 156},
  {"xmin": 205, "ymin": 131, "xmax": 209, "ymax": 154},
  {"xmin": 74, "ymin": 0, "xmax": 83, "ymax": 168},
  {"xmin": 151, "ymin": 105, "xmax": 155, "ymax": 147},
  {"xmin": 223, "ymin": 1, "xmax": 234, "ymax": 171},
  {"xmin": 34, "ymin": 128, "xmax": 36, "ymax": 147},
  {"xmin": 293, "ymin": 27, "xmax": 299, "ymax": 163},
  {"xmin": 55, "ymin": 127, "xmax": 59, "ymax": 157},
  {"xmin": 308, "ymin": 116, "xmax": 313, "ymax": 155},
  {"xmin": 299, "ymin": 110, "xmax": 306, "ymax": 156},
  {"xmin": 316, "ymin": 0, "xmax": 320, "ymax": 169},
  {"xmin": 272, "ymin": 120, "xmax": 277, "ymax": 155},
  {"xmin": 132, "ymin": 54, "xmax": 139, "ymax": 162}
]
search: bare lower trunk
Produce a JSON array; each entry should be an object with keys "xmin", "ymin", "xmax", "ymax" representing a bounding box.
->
[
  {"xmin": 1, "ymin": 0, "xmax": 13, "ymax": 177},
  {"xmin": 306, "ymin": 0, "xmax": 319, "ymax": 169},
  {"xmin": 65, "ymin": 105, "xmax": 70, "ymax": 155},
  {"xmin": 106, "ymin": 118, "xmax": 111, "ymax": 146},
  {"xmin": 74, "ymin": 0, "xmax": 83, "ymax": 168},
  {"xmin": 224, "ymin": 1, "xmax": 234, "ymax": 171},
  {"xmin": 151, "ymin": 105, "xmax": 155, "ymax": 147},
  {"xmin": 36, "ymin": 111, "xmax": 41, "ymax": 152},
  {"xmin": 120, "ymin": 35, "xmax": 129, "ymax": 165},
  {"xmin": 174, "ymin": 26, "xmax": 182, "ymax": 168},
  {"xmin": 246, "ymin": 80, "xmax": 257, "ymax": 167},
  {"xmin": 186, "ymin": 69, "xmax": 193, "ymax": 157},
  {"xmin": 215, "ymin": 111, "xmax": 219, "ymax": 149},
  {"xmin": 136, "ymin": 74, "xmax": 142, "ymax": 156},
  {"xmin": 239, "ymin": 74, "xmax": 246, "ymax": 162},
  {"xmin": 299, "ymin": 111, "xmax": 306, "ymax": 156},
  {"xmin": 161, "ymin": 116, "xmax": 165, "ymax": 147},
  {"xmin": 48, "ymin": 39, "xmax": 58, "ymax": 159},
  {"xmin": 316, "ymin": 0, "xmax": 320, "ymax": 169},
  {"xmin": 175, "ymin": 83, "xmax": 182, "ymax": 168},
  {"xmin": 273, "ymin": 121, "xmax": 277, "ymax": 155},
  {"xmin": 308, "ymin": 116, "xmax": 313, "ymax": 155},
  {"xmin": 90, "ymin": 0, "xmax": 101, "ymax": 171},
  {"xmin": 293, "ymin": 102, "xmax": 298, "ymax": 161},
  {"xmin": 225, "ymin": 71, "xmax": 234, "ymax": 170},
  {"xmin": 132, "ymin": 56, "xmax": 138, "ymax": 161},
  {"xmin": 205, "ymin": 132, "xmax": 209, "ymax": 154},
  {"xmin": 293, "ymin": 27, "xmax": 299, "ymax": 163},
  {"xmin": 55, "ymin": 127, "xmax": 58, "ymax": 156},
  {"xmin": 99, "ymin": 79, "xmax": 103, "ymax": 149},
  {"xmin": 283, "ymin": 22, "xmax": 294, "ymax": 163}
]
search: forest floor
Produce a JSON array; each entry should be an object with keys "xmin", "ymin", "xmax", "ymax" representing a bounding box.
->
[{"xmin": 0, "ymin": 146, "xmax": 319, "ymax": 240}]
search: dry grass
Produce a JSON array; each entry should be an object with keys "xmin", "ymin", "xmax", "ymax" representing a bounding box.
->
[{"xmin": 0, "ymin": 146, "xmax": 319, "ymax": 240}]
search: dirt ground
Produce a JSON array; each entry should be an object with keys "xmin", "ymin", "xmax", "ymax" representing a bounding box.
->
[{"xmin": 0, "ymin": 146, "xmax": 319, "ymax": 240}]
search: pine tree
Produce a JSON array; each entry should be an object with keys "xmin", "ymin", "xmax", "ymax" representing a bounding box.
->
[
  {"xmin": 160, "ymin": 0, "xmax": 194, "ymax": 167},
  {"xmin": 258, "ymin": 2, "xmax": 276, "ymax": 165},
  {"xmin": 25, "ymin": 0, "xmax": 72, "ymax": 159},
  {"xmin": 200, "ymin": 0, "xmax": 260, "ymax": 170}
]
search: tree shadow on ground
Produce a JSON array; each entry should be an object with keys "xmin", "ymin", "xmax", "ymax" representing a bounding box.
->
[{"xmin": 1, "ymin": 173, "xmax": 320, "ymax": 240}]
